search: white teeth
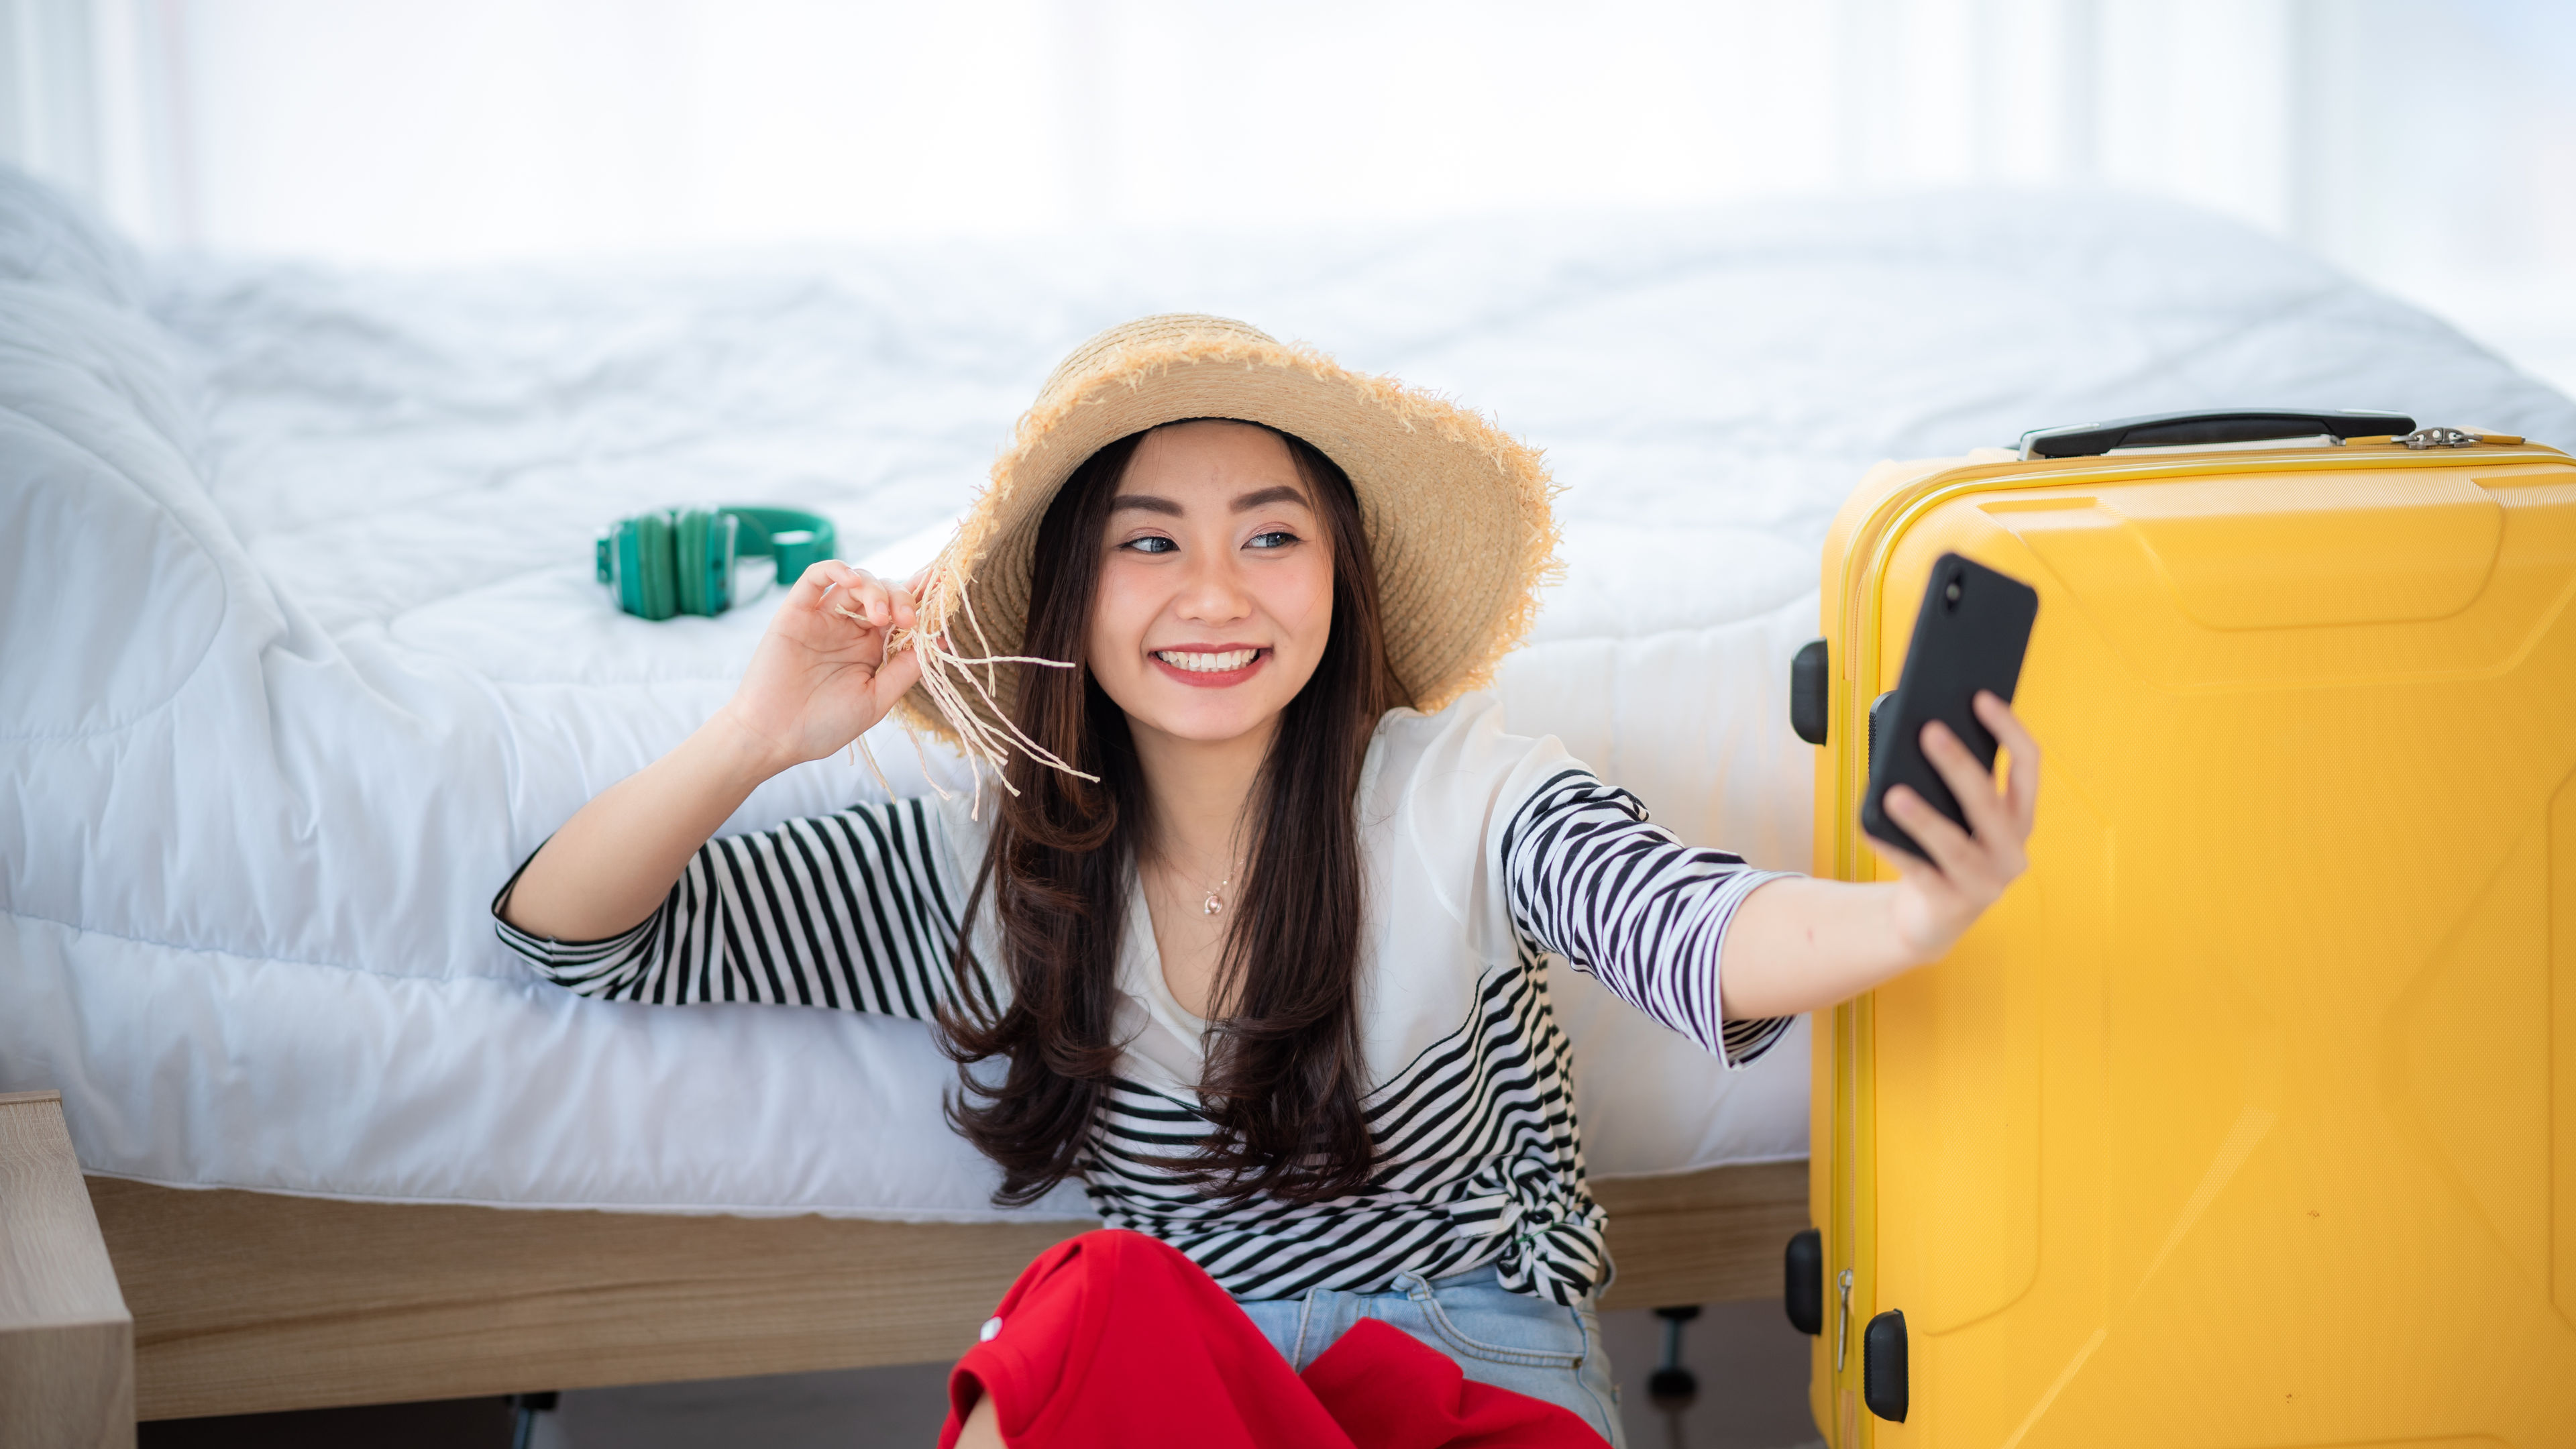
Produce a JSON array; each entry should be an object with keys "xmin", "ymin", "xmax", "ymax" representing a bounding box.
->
[{"xmin": 1155, "ymin": 649, "xmax": 1258, "ymax": 673}]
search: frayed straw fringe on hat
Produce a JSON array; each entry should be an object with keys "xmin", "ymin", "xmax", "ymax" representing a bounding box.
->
[{"xmin": 857, "ymin": 314, "xmax": 1561, "ymax": 794}]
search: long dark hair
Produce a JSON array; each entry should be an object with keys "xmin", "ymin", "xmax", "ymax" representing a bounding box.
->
[{"xmin": 936, "ymin": 422, "xmax": 1403, "ymax": 1207}]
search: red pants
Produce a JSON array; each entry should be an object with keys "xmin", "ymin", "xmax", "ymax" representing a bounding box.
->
[{"xmin": 939, "ymin": 1230, "xmax": 1605, "ymax": 1449}]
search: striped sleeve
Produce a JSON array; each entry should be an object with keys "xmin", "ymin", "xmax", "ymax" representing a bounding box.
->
[
  {"xmin": 1499, "ymin": 766, "xmax": 1797, "ymax": 1067},
  {"xmin": 490, "ymin": 797, "xmax": 983, "ymax": 1019}
]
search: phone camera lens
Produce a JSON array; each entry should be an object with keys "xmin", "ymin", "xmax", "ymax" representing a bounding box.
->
[{"xmin": 1943, "ymin": 580, "xmax": 1963, "ymax": 606}]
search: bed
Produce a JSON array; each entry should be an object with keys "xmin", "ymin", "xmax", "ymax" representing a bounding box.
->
[{"xmin": 5, "ymin": 168, "xmax": 2570, "ymax": 1420}]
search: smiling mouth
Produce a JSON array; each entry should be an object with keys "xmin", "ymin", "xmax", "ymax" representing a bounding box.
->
[{"xmin": 1152, "ymin": 648, "xmax": 1263, "ymax": 673}]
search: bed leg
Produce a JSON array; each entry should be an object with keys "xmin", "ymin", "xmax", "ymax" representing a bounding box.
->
[
  {"xmin": 1646, "ymin": 1303, "xmax": 1701, "ymax": 1404},
  {"xmin": 508, "ymin": 1391, "xmax": 559, "ymax": 1449},
  {"xmin": 0, "ymin": 1091, "xmax": 136, "ymax": 1449}
]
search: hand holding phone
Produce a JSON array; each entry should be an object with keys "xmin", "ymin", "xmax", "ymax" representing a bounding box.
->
[
  {"xmin": 1856, "ymin": 554, "xmax": 2045, "ymax": 963},
  {"xmin": 1861, "ymin": 553, "xmax": 2039, "ymax": 859}
]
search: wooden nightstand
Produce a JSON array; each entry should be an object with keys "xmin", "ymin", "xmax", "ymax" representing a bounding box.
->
[{"xmin": 0, "ymin": 1090, "xmax": 133, "ymax": 1448}]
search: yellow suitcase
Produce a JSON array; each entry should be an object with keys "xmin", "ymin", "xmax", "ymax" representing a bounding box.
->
[{"xmin": 1788, "ymin": 411, "xmax": 2576, "ymax": 1447}]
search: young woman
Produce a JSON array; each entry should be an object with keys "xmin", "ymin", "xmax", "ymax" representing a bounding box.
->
[{"xmin": 495, "ymin": 315, "xmax": 2040, "ymax": 1447}]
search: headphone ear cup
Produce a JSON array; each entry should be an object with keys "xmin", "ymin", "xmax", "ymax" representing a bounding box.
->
[
  {"xmin": 633, "ymin": 510, "xmax": 679, "ymax": 621},
  {"xmin": 708, "ymin": 510, "xmax": 738, "ymax": 614},
  {"xmin": 674, "ymin": 508, "xmax": 708, "ymax": 616},
  {"xmin": 606, "ymin": 519, "xmax": 640, "ymax": 615},
  {"xmin": 672, "ymin": 508, "xmax": 738, "ymax": 616}
]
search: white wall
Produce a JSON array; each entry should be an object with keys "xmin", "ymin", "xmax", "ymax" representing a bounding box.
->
[{"xmin": 5, "ymin": 0, "xmax": 2573, "ymax": 389}]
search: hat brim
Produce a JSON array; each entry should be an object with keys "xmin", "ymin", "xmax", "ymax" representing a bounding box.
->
[{"xmin": 894, "ymin": 327, "xmax": 1559, "ymax": 751}]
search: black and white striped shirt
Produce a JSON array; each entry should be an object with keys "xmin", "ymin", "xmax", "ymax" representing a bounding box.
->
[{"xmin": 495, "ymin": 696, "xmax": 1793, "ymax": 1304}]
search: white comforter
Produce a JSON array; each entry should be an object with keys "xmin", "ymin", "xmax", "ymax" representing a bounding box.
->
[{"xmin": 5, "ymin": 171, "xmax": 2569, "ymax": 1221}]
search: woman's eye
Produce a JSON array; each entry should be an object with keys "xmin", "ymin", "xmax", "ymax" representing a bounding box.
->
[
  {"xmin": 1124, "ymin": 535, "xmax": 1177, "ymax": 555},
  {"xmin": 1247, "ymin": 530, "xmax": 1300, "ymax": 550}
]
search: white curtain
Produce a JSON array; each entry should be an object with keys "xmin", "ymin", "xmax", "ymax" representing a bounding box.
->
[{"xmin": 5, "ymin": 0, "xmax": 2572, "ymax": 382}]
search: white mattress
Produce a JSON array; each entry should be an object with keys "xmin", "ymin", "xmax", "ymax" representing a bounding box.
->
[{"xmin": 6, "ymin": 171, "xmax": 2571, "ymax": 1222}]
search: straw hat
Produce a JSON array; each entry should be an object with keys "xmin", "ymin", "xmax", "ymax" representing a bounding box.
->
[{"xmin": 886, "ymin": 314, "xmax": 1559, "ymax": 772}]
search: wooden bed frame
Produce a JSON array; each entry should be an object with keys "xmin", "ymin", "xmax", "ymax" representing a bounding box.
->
[{"xmin": 7, "ymin": 1091, "xmax": 1809, "ymax": 1428}]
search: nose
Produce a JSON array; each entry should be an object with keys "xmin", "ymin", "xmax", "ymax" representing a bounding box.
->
[{"xmin": 1172, "ymin": 543, "xmax": 1254, "ymax": 628}]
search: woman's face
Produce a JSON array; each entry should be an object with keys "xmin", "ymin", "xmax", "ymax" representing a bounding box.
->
[{"xmin": 1087, "ymin": 421, "xmax": 1334, "ymax": 750}]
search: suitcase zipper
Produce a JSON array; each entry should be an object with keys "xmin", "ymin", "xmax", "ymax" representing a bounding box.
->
[
  {"xmin": 1835, "ymin": 1267, "xmax": 1854, "ymax": 1373},
  {"xmin": 2391, "ymin": 425, "xmax": 2524, "ymax": 448}
]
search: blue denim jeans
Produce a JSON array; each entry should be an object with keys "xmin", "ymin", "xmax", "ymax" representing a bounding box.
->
[{"xmin": 1235, "ymin": 1269, "xmax": 1626, "ymax": 1448}]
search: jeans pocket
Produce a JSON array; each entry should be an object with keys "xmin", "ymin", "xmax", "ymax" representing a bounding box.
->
[{"xmin": 1412, "ymin": 1291, "xmax": 1588, "ymax": 1371}]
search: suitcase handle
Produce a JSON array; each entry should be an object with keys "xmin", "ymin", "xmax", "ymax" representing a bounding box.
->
[{"xmin": 2018, "ymin": 409, "xmax": 2416, "ymax": 459}]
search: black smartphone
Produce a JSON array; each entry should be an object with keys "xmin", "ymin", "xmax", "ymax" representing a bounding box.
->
[{"xmin": 1860, "ymin": 553, "xmax": 2039, "ymax": 862}]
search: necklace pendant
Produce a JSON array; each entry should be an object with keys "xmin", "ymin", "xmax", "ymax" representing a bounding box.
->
[{"xmin": 1202, "ymin": 892, "xmax": 1223, "ymax": 916}]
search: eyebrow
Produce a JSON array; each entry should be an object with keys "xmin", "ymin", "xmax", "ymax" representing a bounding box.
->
[
  {"xmin": 1108, "ymin": 484, "xmax": 1311, "ymax": 517},
  {"xmin": 1230, "ymin": 484, "xmax": 1308, "ymax": 511}
]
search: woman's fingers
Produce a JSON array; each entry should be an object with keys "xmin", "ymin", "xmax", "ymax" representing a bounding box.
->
[
  {"xmin": 1976, "ymin": 692, "xmax": 2043, "ymax": 835},
  {"xmin": 1918, "ymin": 720, "xmax": 2015, "ymax": 850},
  {"xmin": 800, "ymin": 560, "xmax": 902, "ymax": 628},
  {"xmin": 868, "ymin": 637, "xmax": 924, "ymax": 706},
  {"xmin": 787, "ymin": 558, "xmax": 861, "ymax": 610},
  {"xmin": 1883, "ymin": 784, "xmax": 1986, "ymax": 888},
  {"xmin": 900, "ymin": 565, "xmax": 932, "ymax": 631},
  {"xmin": 1878, "ymin": 698, "xmax": 2046, "ymax": 964}
]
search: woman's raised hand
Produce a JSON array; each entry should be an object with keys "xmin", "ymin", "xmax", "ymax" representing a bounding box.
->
[
  {"xmin": 1875, "ymin": 691, "xmax": 2042, "ymax": 963},
  {"xmin": 501, "ymin": 560, "xmax": 930, "ymax": 942},
  {"xmin": 714, "ymin": 560, "xmax": 926, "ymax": 773}
]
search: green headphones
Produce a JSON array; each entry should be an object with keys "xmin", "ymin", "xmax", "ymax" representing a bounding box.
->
[{"xmin": 596, "ymin": 506, "xmax": 839, "ymax": 621}]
